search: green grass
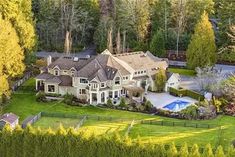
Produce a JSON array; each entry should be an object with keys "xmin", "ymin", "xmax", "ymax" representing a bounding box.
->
[
  {"xmin": 168, "ymin": 68, "xmax": 196, "ymax": 76},
  {"xmin": 78, "ymin": 119, "xmax": 130, "ymax": 136},
  {"xmin": 3, "ymin": 78, "xmax": 235, "ymax": 149},
  {"xmin": 129, "ymin": 123, "xmax": 220, "ymax": 148},
  {"xmin": 34, "ymin": 117, "xmax": 80, "ymax": 129}
]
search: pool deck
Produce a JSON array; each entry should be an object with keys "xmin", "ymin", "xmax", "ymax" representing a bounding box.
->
[{"xmin": 145, "ymin": 92, "xmax": 197, "ymax": 109}]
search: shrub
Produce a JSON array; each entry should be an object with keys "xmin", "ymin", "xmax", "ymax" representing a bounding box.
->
[
  {"xmin": 224, "ymin": 103, "xmax": 235, "ymax": 116},
  {"xmin": 143, "ymin": 100, "xmax": 153, "ymax": 112},
  {"xmin": 119, "ymin": 97, "xmax": 127, "ymax": 108},
  {"xmin": 63, "ymin": 93, "xmax": 77, "ymax": 106},
  {"xmin": 36, "ymin": 92, "xmax": 46, "ymax": 102},
  {"xmin": 169, "ymin": 87, "xmax": 205, "ymax": 101},
  {"xmin": 180, "ymin": 105, "xmax": 199, "ymax": 120},
  {"xmin": 106, "ymin": 98, "xmax": 113, "ymax": 108}
]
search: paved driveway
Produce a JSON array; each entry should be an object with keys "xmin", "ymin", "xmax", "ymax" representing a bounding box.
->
[{"xmin": 145, "ymin": 92, "xmax": 197, "ymax": 109}]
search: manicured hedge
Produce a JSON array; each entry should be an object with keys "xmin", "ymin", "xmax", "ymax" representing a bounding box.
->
[
  {"xmin": 0, "ymin": 125, "xmax": 234, "ymax": 157},
  {"xmin": 169, "ymin": 87, "xmax": 204, "ymax": 101}
]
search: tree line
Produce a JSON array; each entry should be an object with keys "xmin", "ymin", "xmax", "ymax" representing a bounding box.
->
[
  {"xmin": 0, "ymin": 124, "xmax": 235, "ymax": 157},
  {"xmin": 33, "ymin": 0, "xmax": 234, "ymax": 55}
]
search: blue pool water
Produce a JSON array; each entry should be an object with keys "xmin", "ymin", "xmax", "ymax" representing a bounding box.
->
[{"xmin": 163, "ymin": 100, "xmax": 190, "ymax": 112}]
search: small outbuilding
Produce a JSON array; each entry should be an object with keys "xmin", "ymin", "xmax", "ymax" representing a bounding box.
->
[
  {"xmin": 165, "ymin": 72, "xmax": 181, "ymax": 92},
  {"xmin": 0, "ymin": 113, "xmax": 19, "ymax": 130}
]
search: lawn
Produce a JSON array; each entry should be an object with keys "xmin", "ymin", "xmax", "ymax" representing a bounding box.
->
[
  {"xmin": 129, "ymin": 123, "xmax": 220, "ymax": 148},
  {"xmin": 168, "ymin": 67, "xmax": 196, "ymax": 76},
  {"xmin": 34, "ymin": 117, "xmax": 80, "ymax": 129},
  {"xmin": 78, "ymin": 119, "xmax": 130, "ymax": 136},
  {"xmin": 3, "ymin": 78, "xmax": 235, "ymax": 150}
]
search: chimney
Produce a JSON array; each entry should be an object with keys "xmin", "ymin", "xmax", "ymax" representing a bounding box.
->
[{"xmin": 47, "ymin": 55, "xmax": 52, "ymax": 66}]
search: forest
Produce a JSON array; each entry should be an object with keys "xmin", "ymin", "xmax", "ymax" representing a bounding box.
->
[{"xmin": 32, "ymin": 0, "xmax": 234, "ymax": 58}]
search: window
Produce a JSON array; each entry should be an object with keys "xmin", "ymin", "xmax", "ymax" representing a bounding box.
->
[
  {"xmin": 93, "ymin": 83, "xmax": 98, "ymax": 89},
  {"xmin": 141, "ymin": 71, "xmax": 143, "ymax": 74},
  {"xmin": 144, "ymin": 70, "xmax": 146, "ymax": 73},
  {"xmin": 101, "ymin": 83, "xmax": 105, "ymax": 88},
  {"xmin": 126, "ymin": 76, "xmax": 128, "ymax": 80},
  {"xmin": 135, "ymin": 72, "xmax": 137, "ymax": 75},
  {"xmin": 54, "ymin": 70, "xmax": 59, "ymax": 76},
  {"xmin": 63, "ymin": 70, "xmax": 68, "ymax": 74},
  {"xmin": 80, "ymin": 78, "xmax": 88, "ymax": 84},
  {"xmin": 79, "ymin": 89, "xmax": 86, "ymax": 94},
  {"xmin": 48, "ymin": 85, "xmax": 55, "ymax": 92},
  {"xmin": 138, "ymin": 71, "xmax": 140, "ymax": 74},
  {"xmin": 123, "ymin": 77, "xmax": 126, "ymax": 80},
  {"xmin": 115, "ymin": 77, "xmax": 120, "ymax": 85},
  {"xmin": 109, "ymin": 91, "xmax": 113, "ymax": 98}
]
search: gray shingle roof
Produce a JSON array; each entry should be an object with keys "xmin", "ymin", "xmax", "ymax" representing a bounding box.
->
[
  {"xmin": 48, "ymin": 56, "xmax": 93, "ymax": 71},
  {"xmin": 75, "ymin": 54, "xmax": 123, "ymax": 81},
  {"xmin": 0, "ymin": 113, "xmax": 18, "ymax": 124},
  {"xmin": 36, "ymin": 73, "xmax": 54, "ymax": 80},
  {"xmin": 44, "ymin": 75, "xmax": 72, "ymax": 86}
]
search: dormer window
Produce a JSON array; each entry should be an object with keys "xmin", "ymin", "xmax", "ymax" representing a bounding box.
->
[
  {"xmin": 55, "ymin": 70, "xmax": 59, "ymax": 76},
  {"xmin": 71, "ymin": 69, "xmax": 76, "ymax": 76},
  {"xmin": 80, "ymin": 78, "xmax": 88, "ymax": 84},
  {"xmin": 115, "ymin": 77, "xmax": 120, "ymax": 85},
  {"xmin": 101, "ymin": 83, "xmax": 105, "ymax": 88}
]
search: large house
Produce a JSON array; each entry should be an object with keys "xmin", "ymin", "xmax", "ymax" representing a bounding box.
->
[{"xmin": 36, "ymin": 50, "xmax": 179, "ymax": 105}]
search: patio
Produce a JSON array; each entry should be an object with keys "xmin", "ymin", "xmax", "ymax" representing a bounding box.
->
[{"xmin": 145, "ymin": 92, "xmax": 197, "ymax": 109}]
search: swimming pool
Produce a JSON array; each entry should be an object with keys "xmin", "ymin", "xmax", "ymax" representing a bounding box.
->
[{"xmin": 163, "ymin": 100, "xmax": 191, "ymax": 112}]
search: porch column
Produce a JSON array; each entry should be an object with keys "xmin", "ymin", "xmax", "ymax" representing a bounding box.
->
[
  {"xmin": 35, "ymin": 80, "xmax": 38, "ymax": 91},
  {"xmin": 89, "ymin": 93, "xmax": 92, "ymax": 104}
]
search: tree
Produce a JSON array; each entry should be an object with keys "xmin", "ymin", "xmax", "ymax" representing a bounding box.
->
[
  {"xmin": 179, "ymin": 143, "xmax": 189, "ymax": 157},
  {"xmin": 215, "ymin": 146, "xmax": 225, "ymax": 157},
  {"xmin": 186, "ymin": 12, "xmax": 216, "ymax": 69},
  {"xmin": 167, "ymin": 142, "xmax": 178, "ymax": 157},
  {"xmin": 150, "ymin": 30, "xmax": 166, "ymax": 57},
  {"xmin": 0, "ymin": 16, "xmax": 25, "ymax": 103},
  {"xmin": 0, "ymin": 0, "xmax": 36, "ymax": 53},
  {"xmin": 202, "ymin": 144, "xmax": 214, "ymax": 157},
  {"xmin": 190, "ymin": 144, "xmax": 201, "ymax": 157},
  {"xmin": 154, "ymin": 69, "xmax": 167, "ymax": 92}
]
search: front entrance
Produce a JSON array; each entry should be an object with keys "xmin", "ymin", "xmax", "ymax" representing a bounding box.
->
[
  {"xmin": 92, "ymin": 93, "xmax": 97, "ymax": 104},
  {"xmin": 101, "ymin": 92, "xmax": 105, "ymax": 103}
]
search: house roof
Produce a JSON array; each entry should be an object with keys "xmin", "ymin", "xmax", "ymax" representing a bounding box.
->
[
  {"xmin": 0, "ymin": 113, "xmax": 18, "ymax": 124},
  {"xmin": 114, "ymin": 52, "xmax": 168, "ymax": 74},
  {"xmin": 48, "ymin": 56, "xmax": 93, "ymax": 71},
  {"xmin": 44, "ymin": 75, "xmax": 72, "ymax": 86},
  {"xmin": 75, "ymin": 51, "xmax": 131, "ymax": 81},
  {"xmin": 36, "ymin": 72, "xmax": 54, "ymax": 80}
]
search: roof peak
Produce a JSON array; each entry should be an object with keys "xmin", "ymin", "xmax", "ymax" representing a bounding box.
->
[{"xmin": 101, "ymin": 49, "xmax": 112, "ymax": 55}]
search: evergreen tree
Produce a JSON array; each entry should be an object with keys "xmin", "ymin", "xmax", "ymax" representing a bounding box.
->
[
  {"xmin": 154, "ymin": 68, "xmax": 167, "ymax": 92},
  {"xmin": 215, "ymin": 145, "xmax": 225, "ymax": 157},
  {"xmin": 190, "ymin": 144, "xmax": 201, "ymax": 157},
  {"xmin": 203, "ymin": 144, "xmax": 214, "ymax": 157},
  {"xmin": 150, "ymin": 30, "xmax": 166, "ymax": 57},
  {"xmin": 0, "ymin": 0, "xmax": 36, "ymax": 52},
  {"xmin": 0, "ymin": 16, "xmax": 25, "ymax": 101},
  {"xmin": 179, "ymin": 143, "xmax": 189, "ymax": 157},
  {"xmin": 167, "ymin": 142, "xmax": 178, "ymax": 157},
  {"xmin": 186, "ymin": 12, "xmax": 216, "ymax": 69}
]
